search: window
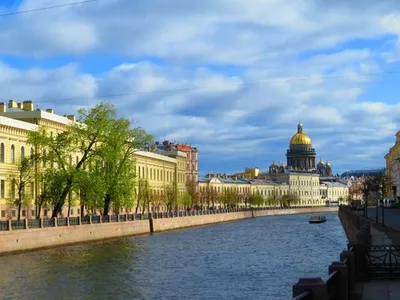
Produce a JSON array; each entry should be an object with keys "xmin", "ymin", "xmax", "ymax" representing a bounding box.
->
[
  {"xmin": 1, "ymin": 211, "xmax": 5, "ymax": 218},
  {"xmin": 12, "ymin": 210, "xmax": 16, "ymax": 217},
  {"xmin": 0, "ymin": 180, "xmax": 4, "ymax": 198},
  {"xmin": 22, "ymin": 210, "xmax": 26, "ymax": 217},
  {"xmin": 0, "ymin": 143, "xmax": 4, "ymax": 163},
  {"xmin": 31, "ymin": 210, "xmax": 35, "ymax": 217},
  {"xmin": 10, "ymin": 145, "xmax": 15, "ymax": 163},
  {"xmin": 21, "ymin": 146, "xmax": 25, "ymax": 160},
  {"xmin": 70, "ymin": 209, "xmax": 74, "ymax": 215},
  {"xmin": 77, "ymin": 209, "xmax": 80, "ymax": 215}
]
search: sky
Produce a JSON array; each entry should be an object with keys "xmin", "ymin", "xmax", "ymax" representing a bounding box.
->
[{"xmin": 0, "ymin": 0, "xmax": 400, "ymax": 176}]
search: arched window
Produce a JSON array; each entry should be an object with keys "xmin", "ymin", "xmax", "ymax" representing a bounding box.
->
[
  {"xmin": 69, "ymin": 155, "xmax": 72, "ymax": 166},
  {"xmin": 11, "ymin": 145, "xmax": 15, "ymax": 163},
  {"xmin": 0, "ymin": 143, "xmax": 4, "ymax": 163},
  {"xmin": 21, "ymin": 146, "xmax": 25, "ymax": 160}
]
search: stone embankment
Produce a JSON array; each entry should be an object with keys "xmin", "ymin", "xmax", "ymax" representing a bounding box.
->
[{"xmin": 0, "ymin": 206, "xmax": 337, "ymax": 255}]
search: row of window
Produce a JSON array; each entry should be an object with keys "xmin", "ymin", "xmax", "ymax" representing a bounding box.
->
[
  {"xmin": 0, "ymin": 143, "xmax": 33, "ymax": 164},
  {"xmin": 0, "ymin": 179, "xmax": 35, "ymax": 199},
  {"xmin": 137, "ymin": 165, "xmax": 185, "ymax": 183}
]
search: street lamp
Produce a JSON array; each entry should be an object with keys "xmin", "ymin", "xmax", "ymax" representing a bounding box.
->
[
  {"xmin": 380, "ymin": 181, "xmax": 385, "ymax": 227},
  {"xmin": 364, "ymin": 185, "xmax": 368, "ymax": 218},
  {"xmin": 376, "ymin": 186, "xmax": 379, "ymax": 224}
]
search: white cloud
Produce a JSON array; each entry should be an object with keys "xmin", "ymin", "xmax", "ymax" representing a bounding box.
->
[{"xmin": 1, "ymin": 0, "xmax": 400, "ymax": 174}]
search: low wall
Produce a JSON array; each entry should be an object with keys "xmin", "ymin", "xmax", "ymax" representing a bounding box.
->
[
  {"xmin": 253, "ymin": 206, "xmax": 338, "ymax": 217},
  {"xmin": 151, "ymin": 211, "xmax": 252, "ymax": 232},
  {"xmin": 0, "ymin": 206, "xmax": 339, "ymax": 255},
  {"xmin": 0, "ymin": 220, "xmax": 149, "ymax": 255},
  {"xmin": 152, "ymin": 207, "xmax": 338, "ymax": 232}
]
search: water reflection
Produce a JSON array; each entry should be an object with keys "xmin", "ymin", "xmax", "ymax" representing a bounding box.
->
[{"xmin": 0, "ymin": 213, "xmax": 346, "ymax": 300}]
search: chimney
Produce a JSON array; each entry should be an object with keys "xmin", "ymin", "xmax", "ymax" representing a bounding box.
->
[
  {"xmin": 8, "ymin": 100, "xmax": 17, "ymax": 109},
  {"xmin": 22, "ymin": 101, "xmax": 34, "ymax": 111},
  {"xmin": 0, "ymin": 103, "xmax": 6, "ymax": 113},
  {"xmin": 46, "ymin": 109, "xmax": 54, "ymax": 114},
  {"xmin": 67, "ymin": 115, "xmax": 76, "ymax": 122},
  {"xmin": 17, "ymin": 103, "xmax": 22, "ymax": 109}
]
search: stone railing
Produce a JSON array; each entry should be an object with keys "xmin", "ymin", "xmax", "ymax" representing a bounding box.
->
[
  {"xmin": 0, "ymin": 206, "xmax": 321, "ymax": 231},
  {"xmin": 292, "ymin": 205, "xmax": 371, "ymax": 300}
]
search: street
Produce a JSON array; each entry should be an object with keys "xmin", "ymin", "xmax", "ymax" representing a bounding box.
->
[{"xmin": 366, "ymin": 207, "xmax": 400, "ymax": 230}]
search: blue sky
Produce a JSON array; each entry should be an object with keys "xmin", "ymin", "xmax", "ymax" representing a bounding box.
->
[{"xmin": 1, "ymin": 0, "xmax": 400, "ymax": 175}]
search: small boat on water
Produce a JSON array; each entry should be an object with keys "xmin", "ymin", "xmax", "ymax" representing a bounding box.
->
[{"xmin": 309, "ymin": 215, "xmax": 326, "ymax": 224}]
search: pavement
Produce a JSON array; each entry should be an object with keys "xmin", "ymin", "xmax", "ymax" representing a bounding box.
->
[{"xmin": 358, "ymin": 212, "xmax": 400, "ymax": 300}]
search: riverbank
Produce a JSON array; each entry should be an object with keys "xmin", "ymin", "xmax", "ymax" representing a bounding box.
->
[{"xmin": 0, "ymin": 206, "xmax": 338, "ymax": 255}]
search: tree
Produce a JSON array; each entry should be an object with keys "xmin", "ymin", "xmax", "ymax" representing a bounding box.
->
[
  {"xmin": 28, "ymin": 102, "xmax": 152, "ymax": 218},
  {"xmin": 286, "ymin": 192, "xmax": 301, "ymax": 207},
  {"xmin": 186, "ymin": 181, "xmax": 198, "ymax": 209},
  {"xmin": 10, "ymin": 156, "xmax": 35, "ymax": 221},
  {"xmin": 204, "ymin": 185, "xmax": 219, "ymax": 208},
  {"xmin": 165, "ymin": 182, "xmax": 178, "ymax": 212},
  {"xmin": 95, "ymin": 117, "xmax": 152, "ymax": 216},
  {"xmin": 179, "ymin": 191, "xmax": 192, "ymax": 210},
  {"xmin": 249, "ymin": 193, "xmax": 264, "ymax": 207},
  {"xmin": 220, "ymin": 189, "xmax": 239, "ymax": 208},
  {"xmin": 135, "ymin": 178, "xmax": 150, "ymax": 214}
]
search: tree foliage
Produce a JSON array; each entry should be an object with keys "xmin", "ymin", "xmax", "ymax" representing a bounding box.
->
[
  {"xmin": 249, "ymin": 193, "xmax": 264, "ymax": 207},
  {"xmin": 27, "ymin": 102, "xmax": 152, "ymax": 217}
]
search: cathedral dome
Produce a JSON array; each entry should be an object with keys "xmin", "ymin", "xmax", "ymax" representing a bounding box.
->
[
  {"xmin": 326, "ymin": 161, "xmax": 332, "ymax": 169},
  {"xmin": 317, "ymin": 159, "xmax": 325, "ymax": 169},
  {"xmin": 290, "ymin": 122, "xmax": 312, "ymax": 145}
]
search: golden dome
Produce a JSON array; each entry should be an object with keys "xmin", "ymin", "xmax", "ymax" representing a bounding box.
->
[{"xmin": 290, "ymin": 122, "xmax": 312, "ymax": 145}]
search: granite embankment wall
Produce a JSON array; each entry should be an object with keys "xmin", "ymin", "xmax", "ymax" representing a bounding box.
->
[
  {"xmin": 338, "ymin": 206, "xmax": 361, "ymax": 242},
  {"xmin": 151, "ymin": 207, "xmax": 338, "ymax": 232},
  {"xmin": 0, "ymin": 207, "xmax": 338, "ymax": 255}
]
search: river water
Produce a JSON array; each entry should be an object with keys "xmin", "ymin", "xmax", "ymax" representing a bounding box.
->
[{"xmin": 0, "ymin": 212, "xmax": 346, "ymax": 300}]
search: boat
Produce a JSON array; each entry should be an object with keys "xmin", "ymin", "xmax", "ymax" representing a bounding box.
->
[{"xmin": 309, "ymin": 215, "xmax": 326, "ymax": 224}]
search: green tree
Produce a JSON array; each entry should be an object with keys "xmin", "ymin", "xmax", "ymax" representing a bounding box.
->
[
  {"xmin": 135, "ymin": 178, "xmax": 151, "ymax": 214},
  {"xmin": 249, "ymin": 193, "xmax": 264, "ymax": 207},
  {"xmin": 14, "ymin": 156, "xmax": 36, "ymax": 220},
  {"xmin": 220, "ymin": 189, "xmax": 239, "ymax": 208},
  {"xmin": 165, "ymin": 182, "xmax": 178, "ymax": 212},
  {"xmin": 179, "ymin": 191, "xmax": 192, "ymax": 210},
  {"xmin": 186, "ymin": 181, "xmax": 198, "ymax": 209},
  {"xmin": 28, "ymin": 102, "xmax": 152, "ymax": 218}
]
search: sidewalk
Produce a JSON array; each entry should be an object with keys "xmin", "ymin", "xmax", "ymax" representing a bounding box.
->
[{"xmin": 359, "ymin": 223, "xmax": 400, "ymax": 300}]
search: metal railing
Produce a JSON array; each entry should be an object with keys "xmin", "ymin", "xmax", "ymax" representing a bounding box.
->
[
  {"xmin": 292, "ymin": 206, "xmax": 368, "ymax": 300},
  {"xmin": 0, "ymin": 205, "xmax": 329, "ymax": 231}
]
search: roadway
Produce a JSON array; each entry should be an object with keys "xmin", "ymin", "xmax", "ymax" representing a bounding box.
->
[{"xmin": 366, "ymin": 207, "xmax": 400, "ymax": 230}]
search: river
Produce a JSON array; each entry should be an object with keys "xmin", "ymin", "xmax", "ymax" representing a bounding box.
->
[{"xmin": 0, "ymin": 212, "xmax": 346, "ymax": 300}]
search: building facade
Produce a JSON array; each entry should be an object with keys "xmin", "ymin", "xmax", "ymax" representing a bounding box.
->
[
  {"xmin": 385, "ymin": 131, "xmax": 400, "ymax": 200},
  {"xmin": 156, "ymin": 141, "xmax": 199, "ymax": 183},
  {"xmin": 0, "ymin": 100, "xmax": 188, "ymax": 220}
]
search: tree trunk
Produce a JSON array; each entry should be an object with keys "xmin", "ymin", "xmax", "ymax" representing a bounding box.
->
[
  {"xmin": 135, "ymin": 199, "xmax": 140, "ymax": 214},
  {"xmin": 80, "ymin": 204, "xmax": 85, "ymax": 218},
  {"xmin": 103, "ymin": 193, "xmax": 112, "ymax": 216},
  {"xmin": 51, "ymin": 181, "xmax": 72, "ymax": 218},
  {"xmin": 17, "ymin": 202, "xmax": 22, "ymax": 221}
]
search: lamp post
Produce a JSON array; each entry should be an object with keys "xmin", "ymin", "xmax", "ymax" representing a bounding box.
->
[
  {"xmin": 376, "ymin": 186, "xmax": 379, "ymax": 224},
  {"xmin": 364, "ymin": 185, "xmax": 368, "ymax": 218},
  {"xmin": 380, "ymin": 181, "xmax": 385, "ymax": 227}
]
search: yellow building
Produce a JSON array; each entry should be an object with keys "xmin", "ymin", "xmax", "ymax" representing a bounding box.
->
[
  {"xmin": 133, "ymin": 150, "xmax": 187, "ymax": 212},
  {"xmin": 0, "ymin": 100, "xmax": 186, "ymax": 219},
  {"xmin": 320, "ymin": 182, "xmax": 349, "ymax": 204},
  {"xmin": 384, "ymin": 131, "xmax": 400, "ymax": 199},
  {"xmin": 197, "ymin": 174, "xmax": 251, "ymax": 208}
]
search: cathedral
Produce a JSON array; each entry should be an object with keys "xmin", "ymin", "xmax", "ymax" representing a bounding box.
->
[{"xmin": 269, "ymin": 122, "xmax": 333, "ymax": 177}]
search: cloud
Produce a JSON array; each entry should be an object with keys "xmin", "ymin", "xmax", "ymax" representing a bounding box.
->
[
  {"xmin": 0, "ymin": 0, "xmax": 399, "ymax": 65},
  {"xmin": 1, "ymin": 0, "xmax": 400, "ymax": 175}
]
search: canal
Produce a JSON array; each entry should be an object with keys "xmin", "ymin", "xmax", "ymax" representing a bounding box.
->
[{"xmin": 0, "ymin": 212, "xmax": 346, "ymax": 300}]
